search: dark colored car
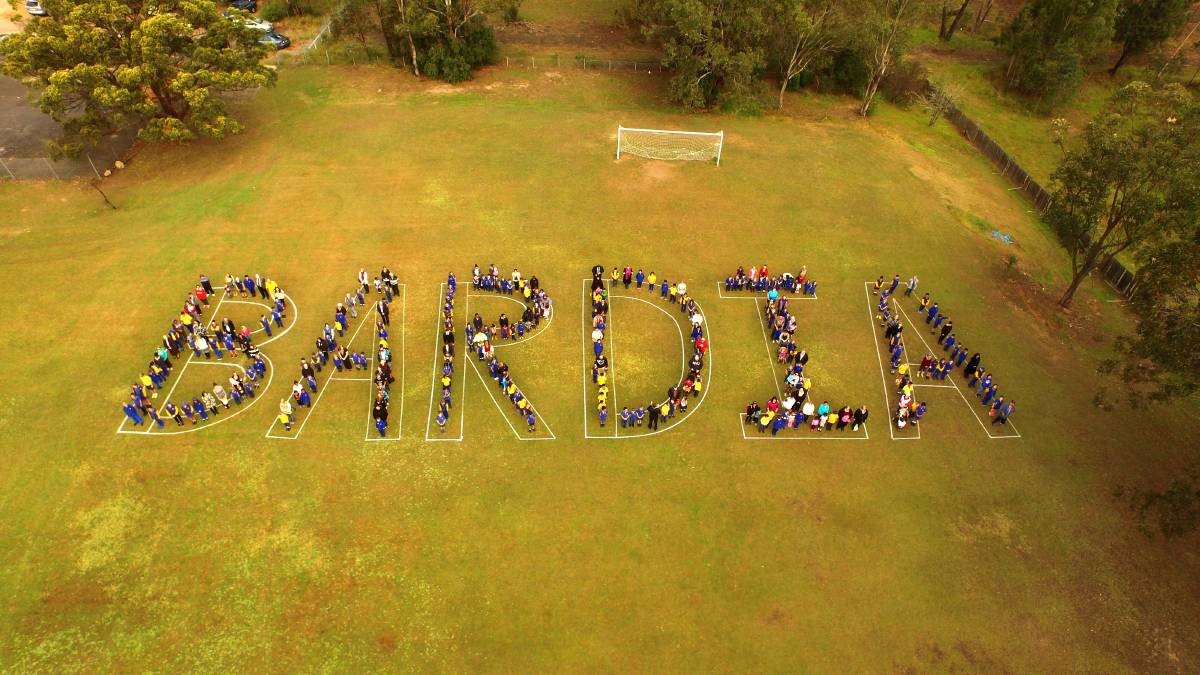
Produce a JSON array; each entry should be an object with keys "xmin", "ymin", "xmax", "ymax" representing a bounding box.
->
[
  {"xmin": 229, "ymin": 0, "xmax": 257, "ymax": 11},
  {"xmin": 259, "ymin": 31, "xmax": 290, "ymax": 49}
]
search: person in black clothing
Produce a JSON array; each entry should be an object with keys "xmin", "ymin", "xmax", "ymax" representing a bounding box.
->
[
  {"xmin": 851, "ymin": 405, "xmax": 870, "ymax": 432},
  {"xmin": 964, "ymin": 352, "xmax": 981, "ymax": 377},
  {"xmin": 647, "ymin": 402, "xmax": 661, "ymax": 430}
]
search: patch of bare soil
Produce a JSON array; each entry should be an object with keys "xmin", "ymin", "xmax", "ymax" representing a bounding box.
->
[{"xmin": 495, "ymin": 19, "xmax": 637, "ymax": 50}]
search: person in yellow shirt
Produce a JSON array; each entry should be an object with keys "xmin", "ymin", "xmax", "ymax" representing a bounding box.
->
[
  {"xmin": 278, "ymin": 412, "xmax": 292, "ymax": 431},
  {"xmin": 610, "ymin": 267, "xmax": 620, "ymax": 283},
  {"xmin": 646, "ymin": 272, "xmax": 656, "ymax": 293},
  {"xmin": 669, "ymin": 285, "xmax": 678, "ymax": 303},
  {"xmin": 759, "ymin": 409, "xmax": 774, "ymax": 433}
]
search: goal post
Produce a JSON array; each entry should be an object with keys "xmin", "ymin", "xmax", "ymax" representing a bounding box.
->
[{"xmin": 616, "ymin": 125, "xmax": 724, "ymax": 166}]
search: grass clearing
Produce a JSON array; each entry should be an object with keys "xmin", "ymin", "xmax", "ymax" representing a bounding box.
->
[{"xmin": 0, "ymin": 64, "xmax": 1197, "ymax": 671}]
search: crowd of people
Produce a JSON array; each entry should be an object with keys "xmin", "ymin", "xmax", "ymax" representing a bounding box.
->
[
  {"xmin": 370, "ymin": 268, "xmax": 401, "ymax": 436},
  {"xmin": 741, "ymin": 271, "xmax": 869, "ymax": 435},
  {"xmin": 591, "ymin": 264, "xmax": 708, "ymax": 431},
  {"xmin": 463, "ymin": 265, "xmax": 552, "ymax": 433},
  {"xmin": 725, "ymin": 264, "xmax": 818, "ymax": 296},
  {"xmin": 872, "ymin": 274, "xmax": 1016, "ymax": 428},
  {"xmin": 121, "ymin": 273, "xmax": 277, "ymax": 429}
]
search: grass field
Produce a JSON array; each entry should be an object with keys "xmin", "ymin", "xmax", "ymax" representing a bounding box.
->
[{"xmin": 1, "ymin": 64, "xmax": 1198, "ymax": 671}]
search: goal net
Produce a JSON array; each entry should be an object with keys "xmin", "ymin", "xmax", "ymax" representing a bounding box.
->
[{"xmin": 616, "ymin": 125, "xmax": 724, "ymax": 165}]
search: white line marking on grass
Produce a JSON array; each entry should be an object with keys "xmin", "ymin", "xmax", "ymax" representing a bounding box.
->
[
  {"xmin": 398, "ymin": 284, "xmax": 406, "ymax": 438},
  {"xmin": 864, "ymin": 282, "xmax": 900, "ymax": 441},
  {"xmin": 738, "ymin": 292, "xmax": 867, "ymax": 441},
  {"xmin": 468, "ymin": 287, "xmax": 553, "ymax": 345},
  {"xmin": 465, "ymin": 356, "xmax": 556, "ymax": 441},
  {"xmin": 119, "ymin": 287, "xmax": 296, "ymax": 437},
  {"xmin": 894, "ymin": 301, "xmax": 1019, "ymax": 440},
  {"xmin": 427, "ymin": 284, "xmax": 467, "ymax": 442},
  {"xmin": 266, "ymin": 293, "xmax": 376, "ymax": 440},
  {"xmin": 597, "ymin": 290, "xmax": 713, "ymax": 440},
  {"xmin": 581, "ymin": 279, "xmax": 595, "ymax": 439},
  {"xmin": 607, "ymin": 280, "xmax": 619, "ymax": 437},
  {"xmin": 752, "ymin": 297, "xmax": 785, "ymax": 402},
  {"xmin": 124, "ymin": 355, "xmax": 274, "ymax": 436}
]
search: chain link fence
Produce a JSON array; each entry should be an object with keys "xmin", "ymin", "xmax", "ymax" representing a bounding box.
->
[
  {"xmin": 936, "ymin": 93, "xmax": 1136, "ymax": 297},
  {"xmin": 0, "ymin": 128, "xmax": 135, "ymax": 181}
]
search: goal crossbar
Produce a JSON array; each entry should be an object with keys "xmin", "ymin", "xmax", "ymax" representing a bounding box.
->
[{"xmin": 616, "ymin": 125, "xmax": 724, "ymax": 165}]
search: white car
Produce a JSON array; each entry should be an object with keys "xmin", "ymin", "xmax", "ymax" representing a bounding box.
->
[
  {"xmin": 242, "ymin": 16, "xmax": 272, "ymax": 32},
  {"xmin": 25, "ymin": 0, "xmax": 49, "ymax": 16},
  {"xmin": 222, "ymin": 11, "xmax": 271, "ymax": 32}
]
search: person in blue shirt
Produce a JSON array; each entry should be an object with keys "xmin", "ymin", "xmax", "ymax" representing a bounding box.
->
[
  {"xmin": 943, "ymin": 334, "xmax": 956, "ymax": 352},
  {"xmin": 272, "ymin": 308, "xmax": 284, "ymax": 328},
  {"xmin": 976, "ymin": 374, "xmax": 992, "ymax": 396},
  {"xmin": 635, "ymin": 269, "xmax": 645, "ymax": 288},
  {"xmin": 146, "ymin": 404, "xmax": 164, "ymax": 428},
  {"xmin": 634, "ymin": 406, "xmax": 646, "ymax": 426},
  {"xmin": 926, "ymin": 302, "xmax": 939, "ymax": 324},
  {"xmin": 660, "ymin": 280, "xmax": 669, "ymax": 298},
  {"xmin": 122, "ymin": 403, "xmax": 144, "ymax": 426},
  {"xmin": 619, "ymin": 407, "xmax": 632, "ymax": 428},
  {"xmin": 955, "ymin": 347, "xmax": 968, "ymax": 367},
  {"xmin": 525, "ymin": 411, "xmax": 537, "ymax": 433},
  {"xmin": 889, "ymin": 274, "xmax": 900, "ymax": 294},
  {"xmin": 598, "ymin": 405, "xmax": 608, "ymax": 427}
]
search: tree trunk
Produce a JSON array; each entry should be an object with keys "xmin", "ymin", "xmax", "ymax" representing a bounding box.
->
[
  {"xmin": 939, "ymin": 3, "xmax": 949, "ymax": 39},
  {"xmin": 944, "ymin": 0, "xmax": 970, "ymax": 41},
  {"xmin": 973, "ymin": 0, "xmax": 992, "ymax": 32},
  {"xmin": 1109, "ymin": 42, "xmax": 1132, "ymax": 76},
  {"xmin": 860, "ymin": 73, "xmax": 882, "ymax": 116},
  {"xmin": 397, "ymin": 0, "xmax": 420, "ymax": 76},
  {"xmin": 779, "ymin": 76, "xmax": 789, "ymax": 109},
  {"xmin": 1059, "ymin": 243, "xmax": 1103, "ymax": 307}
]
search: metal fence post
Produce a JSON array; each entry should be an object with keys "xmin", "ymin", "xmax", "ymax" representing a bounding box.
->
[
  {"xmin": 86, "ymin": 154, "xmax": 102, "ymax": 179},
  {"xmin": 43, "ymin": 157, "xmax": 60, "ymax": 180},
  {"xmin": 0, "ymin": 157, "xmax": 14, "ymax": 180}
]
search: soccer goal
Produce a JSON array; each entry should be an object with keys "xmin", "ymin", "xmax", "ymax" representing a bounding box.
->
[{"xmin": 616, "ymin": 125, "xmax": 724, "ymax": 165}]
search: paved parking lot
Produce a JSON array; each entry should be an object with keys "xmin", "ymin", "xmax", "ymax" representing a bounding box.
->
[{"xmin": 1, "ymin": 9, "xmax": 134, "ymax": 179}]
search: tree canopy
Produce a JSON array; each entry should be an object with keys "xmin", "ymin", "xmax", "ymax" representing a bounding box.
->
[
  {"xmin": 0, "ymin": 0, "xmax": 275, "ymax": 156},
  {"xmin": 630, "ymin": 0, "xmax": 769, "ymax": 110},
  {"xmin": 1045, "ymin": 82, "xmax": 1200, "ymax": 308},
  {"xmin": 333, "ymin": 0, "xmax": 507, "ymax": 82},
  {"xmin": 999, "ymin": 0, "xmax": 1118, "ymax": 106},
  {"xmin": 1110, "ymin": 0, "xmax": 1194, "ymax": 74}
]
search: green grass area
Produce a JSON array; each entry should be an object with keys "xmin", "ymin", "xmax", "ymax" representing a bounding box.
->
[
  {"xmin": 518, "ymin": 0, "xmax": 622, "ymax": 24},
  {"xmin": 0, "ymin": 64, "xmax": 1197, "ymax": 671},
  {"xmin": 918, "ymin": 53, "xmax": 1116, "ymax": 185}
]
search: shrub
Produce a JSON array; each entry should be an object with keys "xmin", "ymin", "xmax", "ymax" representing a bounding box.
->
[
  {"xmin": 817, "ymin": 49, "xmax": 870, "ymax": 97},
  {"xmin": 503, "ymin": 2, "xmax": 520, "ymax": 23},
  {"xmin": 261, "ymin": 0, "xmax": 288, "ymax": 22},
  {"xmin": 880, "ymin": 59, "xmax": 930, "ymax": 107},
  {"xmin": 719, "ymin": 90, "xmax": 765, "ymax": 116},
  {"xmin": 418, "ymin": 18, "xmax": 496, "ymax": 83}
]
